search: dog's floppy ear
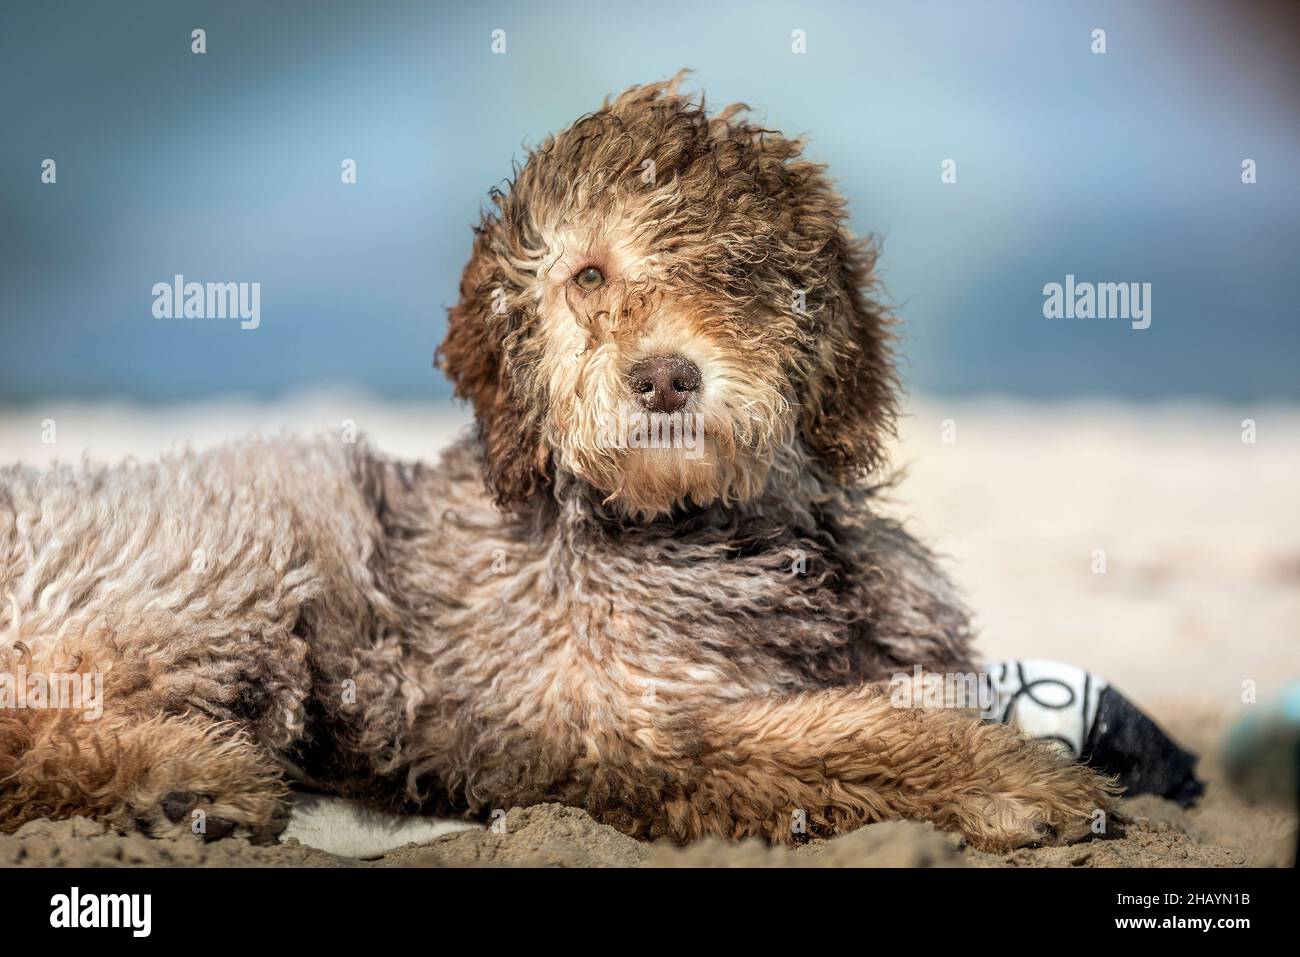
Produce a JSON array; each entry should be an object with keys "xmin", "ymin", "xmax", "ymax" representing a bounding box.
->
[
  {"xmin": 799, "ymin": 236, "xmax": 899, "ymax": 480},
  {"xmin": 437, "ymin": 222, "xmax": 549, "ymax": 509},
  {"xmin": 736, "ymin": 127, "xmax": 899, "ymax": 482}
]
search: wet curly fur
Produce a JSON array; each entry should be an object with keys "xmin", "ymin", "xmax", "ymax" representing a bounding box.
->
[{"xmin": 0, "ymin": 77, "xmax": 1114, "ymax": 850}]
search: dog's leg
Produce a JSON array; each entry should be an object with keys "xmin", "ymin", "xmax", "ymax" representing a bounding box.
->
[
  {"xmin": 594, "ymin": 685, "xmax": 1117, "ymax": 852},
  {"xmin": 0, "ymin": 703, "xmax": 289, "ymax": 842}
]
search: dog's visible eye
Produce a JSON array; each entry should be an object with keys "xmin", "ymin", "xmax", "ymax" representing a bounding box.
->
[{"xmin": 574, "ymin": 266, "xmax": 605, "ymax": 291}]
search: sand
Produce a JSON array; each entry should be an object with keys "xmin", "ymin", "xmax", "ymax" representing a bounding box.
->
[
  {"xmin": 1, "ymin": 703, "xmax": 1291, "ymax": 868},
  {"xmin": 0, "ymin": 393, "xmax": 1296, "ymax": 867}
]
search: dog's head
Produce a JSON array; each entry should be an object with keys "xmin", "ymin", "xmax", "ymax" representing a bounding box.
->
[{"xmin": 439, "ymin": 76, "xmax": 897, "ymax": 519}]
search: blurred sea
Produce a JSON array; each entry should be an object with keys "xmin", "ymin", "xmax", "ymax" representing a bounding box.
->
[{"xmin": 1, "ymin": 0, "xmax": 1297, "ymax": 404}]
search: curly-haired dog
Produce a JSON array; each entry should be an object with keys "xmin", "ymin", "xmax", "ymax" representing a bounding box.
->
[{"xmin": 0, "ymin": 77, "xmax": 1113, "ymax": 850}]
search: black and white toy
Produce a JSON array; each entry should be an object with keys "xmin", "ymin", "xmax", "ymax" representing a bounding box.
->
[{"xmin": 984, "ymin": 659, "xmax": 1205, "ymax": 807}]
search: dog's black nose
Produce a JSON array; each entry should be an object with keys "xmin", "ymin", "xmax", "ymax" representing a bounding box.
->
[{"xmin": 627, "ymin": 355, "xmax": 701, "ymax": 413}]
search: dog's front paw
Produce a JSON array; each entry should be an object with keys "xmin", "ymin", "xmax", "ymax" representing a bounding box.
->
[
  {"xmin": 955, "ymin": 747, "xmax": 1120, "ymax": 852},
  {"xmin": 117, "ymin": 720, "xmax": 291, "ymax": 844},
  {"xmin": 135, "ymin": 788, "xmax": 290, "ymax": 844}
]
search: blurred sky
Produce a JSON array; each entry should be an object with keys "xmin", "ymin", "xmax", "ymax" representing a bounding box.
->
[{"xmin": 1, "ymin": 0, "xmax": 1297, "ymax": 404}]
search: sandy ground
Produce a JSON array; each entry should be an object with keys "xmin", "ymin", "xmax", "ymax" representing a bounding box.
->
[{"xmin": 1, "ymin": 392, "xmax": 1296, "ymax": 867}]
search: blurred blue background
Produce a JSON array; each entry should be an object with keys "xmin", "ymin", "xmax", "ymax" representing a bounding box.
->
[{"xmin": 1, "ymin": 0, "xmax": 1296, "ymax": 404}]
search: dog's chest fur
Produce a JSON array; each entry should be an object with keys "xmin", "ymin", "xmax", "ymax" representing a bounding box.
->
[{"xmin": 341, "ymin": 436, "xmax": 974, "ymax": 808}]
